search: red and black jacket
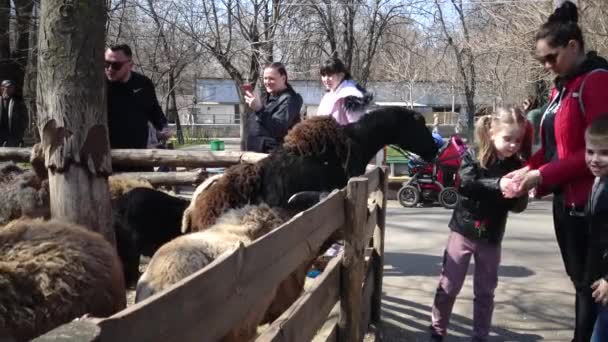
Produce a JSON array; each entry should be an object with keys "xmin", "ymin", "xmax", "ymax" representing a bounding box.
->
[{"xmin": 528, "ymin": 52, "xmax": 608, "ymax": 208}]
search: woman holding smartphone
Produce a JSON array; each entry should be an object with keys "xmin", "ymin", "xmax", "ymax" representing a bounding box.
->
[{"xmin": 243, "ymin": 62, "xmax": 303, "ymax": 153}]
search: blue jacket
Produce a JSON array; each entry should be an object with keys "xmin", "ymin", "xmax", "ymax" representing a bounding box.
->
[{"xmin": 585, "ymin": 176, "xmax": 608, "ymax": 282}]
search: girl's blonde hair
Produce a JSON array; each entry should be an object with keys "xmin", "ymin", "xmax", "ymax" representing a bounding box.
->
[{"xmin": 475, "ymin": 107, "xmax": 529, "ymax": 169}]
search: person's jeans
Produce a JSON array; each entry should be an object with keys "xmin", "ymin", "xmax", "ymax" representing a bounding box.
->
[
  {"xmin": 553, "ymin": 194, "xmax": 597, "ymax": 341},
  {"xmin": 591, "ymin": 304, "xmax": 608, "ymax": 342}
]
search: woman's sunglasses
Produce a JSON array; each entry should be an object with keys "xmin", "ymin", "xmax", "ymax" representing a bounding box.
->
[
  {"xmin": 104, "ymin": 60, "xmax": 129, "ymax": 71},
  {"xmin": 535, "ymin": 52, "xmax": 559, "ymax": 65}
]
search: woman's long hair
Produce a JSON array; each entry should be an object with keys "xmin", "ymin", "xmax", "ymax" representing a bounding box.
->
[{"xmin": 475, "ymin": 107, "xmax": 530, "ymax": 169}]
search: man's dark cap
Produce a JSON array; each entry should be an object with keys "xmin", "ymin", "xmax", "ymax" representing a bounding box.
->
[{"xmin": 1, "ymin": 80, "xmax": 15, "ymax": 88}]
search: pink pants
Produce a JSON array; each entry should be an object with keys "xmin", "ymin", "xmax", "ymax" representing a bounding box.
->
[{"xmin": 430, "ymin": 231, "xmax": 501, "ymax": 341}]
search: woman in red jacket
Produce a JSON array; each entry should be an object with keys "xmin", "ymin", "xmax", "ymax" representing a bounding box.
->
[{"xmin": 505, "ymin": 2, "xmax": 608, "ymax": 341}]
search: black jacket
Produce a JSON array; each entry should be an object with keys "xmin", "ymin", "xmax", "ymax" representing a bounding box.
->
[
  {"xmin": 449, "ymin": 150, "xmax": 528, "ymax": 244},
  {"xmin": 107, "ymin": 72, "xmax": 168, "ymax": 150},
  {"xmin": 0, "ymin": 97, "xmax": 27, "ymax": 147},
  {"xmin": 585, "ymin": 176, "xmax": 608, "ymax": 283},
  {"xmin": 247, "ymin": 85, "xmax": 303, "ymax": 153}
]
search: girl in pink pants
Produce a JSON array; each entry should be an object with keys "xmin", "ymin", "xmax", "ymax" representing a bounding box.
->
[{"xmin": 429, "ymin": 107, "xmax": 531, "ymax": 341}]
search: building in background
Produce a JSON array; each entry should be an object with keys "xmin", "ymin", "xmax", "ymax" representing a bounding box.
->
[{"xmin": 167, "ymin": 78, "xmax": 494, "ymax": 138}]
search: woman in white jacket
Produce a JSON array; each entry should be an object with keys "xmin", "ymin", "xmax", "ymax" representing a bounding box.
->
[{"xmin": 316, "ymin": 57, "xmax": 372, "ymax": 125}]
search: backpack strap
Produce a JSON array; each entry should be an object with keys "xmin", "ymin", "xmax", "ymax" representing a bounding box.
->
[{"xmin": 572, "ymin": 68, "xmax": 608, "ymax": 116}]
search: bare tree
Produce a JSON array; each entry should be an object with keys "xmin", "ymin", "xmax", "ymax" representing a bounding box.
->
[
  {"xmin": 380, "ymin": 25, "xmax": 432, "ymax": 107},
  {"xmin": 37, "ymin": 0, "xmax": 114, "ymax": 244},
  {"xmin": 434, "ymin": 0, "xmax": 477, "ymax": 140},
  {"xmin": 170, "ymin": 0, "xmax": 294, "ymax": 149}
]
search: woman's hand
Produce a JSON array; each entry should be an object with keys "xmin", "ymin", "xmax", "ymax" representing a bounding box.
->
[
  {"xmin": 244, "ymin": 91, "xmax": 262, "ymax": 111},
  {"xmin": 592, "ymin": 278, "xmax": 608, "ymax": 306},
  {"xmin": 515, "ymin": 169, "xmax": 542, "ymax": 194}
]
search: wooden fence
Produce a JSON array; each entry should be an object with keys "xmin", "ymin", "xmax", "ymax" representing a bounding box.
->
[
  {"xmin": 0, "ymin": 147, "xmax": 267, "ymax": 185},
  {"xmin": 32, "ymin": 167, "xmax": 388, "ymax": 342}
]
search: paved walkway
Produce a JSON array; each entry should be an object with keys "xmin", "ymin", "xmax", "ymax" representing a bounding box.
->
[{"xmin": 380, "ymin": 200, "xmax": 575, "ymax": 341}]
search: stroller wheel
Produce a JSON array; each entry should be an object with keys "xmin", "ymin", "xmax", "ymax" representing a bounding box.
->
[
  {"xmin": 397, "ymin": 185, "xmax": 420, "ymax": 208},
  {"xmin": 439, "ymin": 187, "xmax": 459, "ymax": 209}
]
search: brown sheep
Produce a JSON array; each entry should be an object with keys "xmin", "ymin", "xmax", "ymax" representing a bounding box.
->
[
  {"xmin": 181, "ymin": 164, "xmax": 262, "ymax": 233},
  {"xmin": 180, "ymin": 173, "xmax": 224, "ymax": 234},
  {"xmin": 136, "ymin": 204, "xmax": 291, "ymax": 342},
  {"xmin": 0, "ymin": 219, "xmax": 126, "ymax": 341},
  {"xmin": 0, "ymin": 162, "xmax": 50, "ymax": 225},
  {"xmin": 283, "ymin": 116, "xmax": 349, "ymax": 164},
  {"xmin": 0, "ymin": 160, "xmax": 153, "ymax": 226}
]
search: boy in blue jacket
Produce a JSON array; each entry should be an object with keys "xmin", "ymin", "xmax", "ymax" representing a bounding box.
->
[{"xmin": 584, "ymin": 115, "xmax": 608, "ymax": 342}]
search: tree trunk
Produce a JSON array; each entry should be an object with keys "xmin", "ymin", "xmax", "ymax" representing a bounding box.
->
[
  {"xmin": 342, "ymin": 0, "xmax": 356, "ymax": 69},
  {"xmin": 167, "ymin": 71, "xmax": 184, "ymax": 144},
  {"xmin": 37, "ymin": 0, "xmax": 114, "ymax": 245},
  {"xmin": 0, "ymin": 0, "xmax": 12, "ymax": 80},
  {"xmin": 23, "ymin": 1, "xmax": 38, "ymax": 140},
  {"xmin": 13, "ymin": 0, "xmax": 34, "ymax": 88}
]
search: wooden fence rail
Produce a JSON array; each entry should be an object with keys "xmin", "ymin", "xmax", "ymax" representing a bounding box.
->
[
  {"xmin": 0, "ymin": 147, "xmax": 267, "ymax": 168},
  {"xmin": 34, "ymin": 167, "xmax": 388, "ymax": 342},
  {"xmin": 0, "ymin": 146, "xmax": 267, "ymax": 186}
]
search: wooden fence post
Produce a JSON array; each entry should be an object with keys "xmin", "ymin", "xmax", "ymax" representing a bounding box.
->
[
  {"xmin": 371, "ymin": 167, "xmax": 387, "ymax": 324},
  {"xmin": 339, "ymin": 177, "xmax": 368, "ymax": 342},
  {"xmin": 37, "ymin": 0, "xmax": 114, "ymax": 244}
]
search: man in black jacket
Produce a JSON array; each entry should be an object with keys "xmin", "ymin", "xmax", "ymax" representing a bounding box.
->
[
  {"xmin": 105, "ymin": 44, "xmax": 171, "ymax": 171},
  {"xmin": 0, "ymin": 80, "xmax": 27, "ymax": 147},
  {"xmin": 244, "ymin": 62, "xmax": 303, "ymax": 153}
]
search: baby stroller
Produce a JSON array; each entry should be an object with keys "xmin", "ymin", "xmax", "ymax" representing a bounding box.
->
[{"xmin": 396, "ymin": 135, "xmax": 467, "ymax": 209}]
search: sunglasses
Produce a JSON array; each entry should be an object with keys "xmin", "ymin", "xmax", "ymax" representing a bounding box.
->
[
  {"xmin": 535, "ymin": 52, "xmax": 559, "ymax": 65},
  {"xmin": 104, "ymin": 60, "xmax": 129, "ymax": 70}
]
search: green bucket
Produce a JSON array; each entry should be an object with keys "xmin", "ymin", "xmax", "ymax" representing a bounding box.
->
[{"xmin": 210, "ymin": 140, "xmax": 225, "ymax": 151}]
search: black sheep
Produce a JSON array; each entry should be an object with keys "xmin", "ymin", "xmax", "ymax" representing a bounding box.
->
[
  {"xmin": 112, "ymin": 187, "xmax": 189, "ymax": 285},
  {"xmin": 183, "ymin": 106, "xmax": 438, "ymax": 232}
]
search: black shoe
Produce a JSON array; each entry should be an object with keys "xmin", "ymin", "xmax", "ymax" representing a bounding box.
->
[
  {"xmin": 429, "ymin": 333, "xmax": 444, "ymax": 342},
  {"xmin": 428, "ymin": 325, "xmax": 444, "ymax": 341}
]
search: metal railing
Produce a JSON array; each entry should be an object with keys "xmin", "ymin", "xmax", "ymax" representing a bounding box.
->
[{"xmin": 185, "ymin": 113, "xmax": 240, "ymax": 125}]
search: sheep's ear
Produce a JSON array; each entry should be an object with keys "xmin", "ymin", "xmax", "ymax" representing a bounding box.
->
[
  {"xmin": 181, "ymin": 207, "xmax": 192, "ymax": 234},
  {"xmin": 286, "ymin": 191, "xmax": 330, "ymax": 211}
]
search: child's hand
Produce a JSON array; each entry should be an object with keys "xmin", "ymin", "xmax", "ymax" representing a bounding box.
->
[
  {"xmin": 500, "ymin": 177, "xmax": 520, "ymax": 198},
  {"xmin": 591, "ymin": 278, "xmax": 608, "ymax": 306}
]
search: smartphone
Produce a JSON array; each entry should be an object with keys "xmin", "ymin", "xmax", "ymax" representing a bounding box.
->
[{"xmin": 242, "ymin": 83, "xmax": 253, "ymax": 94}]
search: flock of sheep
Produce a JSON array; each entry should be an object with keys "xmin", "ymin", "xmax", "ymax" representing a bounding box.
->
[{"xmin": 0, "ymin": 107, "xmax": 438, "ymax": 341}]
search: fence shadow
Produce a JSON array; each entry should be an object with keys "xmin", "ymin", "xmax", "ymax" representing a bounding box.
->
[
  {"xmin": 383, "ymin": 252, "xmax": 535, "ymax": 278},
  {"xmin": 378, "ymin": 295, "xmax": 544, "ymax": 342}
]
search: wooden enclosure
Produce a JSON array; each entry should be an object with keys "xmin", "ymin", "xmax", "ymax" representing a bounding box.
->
[
  {"xmin": 0, "ymin": 147, "xmax": 267, "ymax": 185},
  {"xmin": 31, "ymin": 166, "xmax": 388, "ymax": 342}
]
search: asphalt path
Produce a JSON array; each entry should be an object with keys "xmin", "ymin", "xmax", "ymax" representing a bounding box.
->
[{"xmin": 379, "ymin": 199, "xmax": 575, "ymax": 341}]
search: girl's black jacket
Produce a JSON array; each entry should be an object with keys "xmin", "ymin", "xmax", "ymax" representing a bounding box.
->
[
  {"xmin": 585, "ymin": 176, "xmax": 608, "ymax": 283},
  {"xmin": 448, "ymin": 150, "xmax": 528, "ymax": 244}
]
